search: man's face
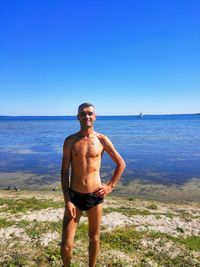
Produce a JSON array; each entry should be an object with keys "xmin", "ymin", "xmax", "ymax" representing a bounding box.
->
[{"xmin": 77, "ymin": 106, "xmax": 96, "ymax": 128}]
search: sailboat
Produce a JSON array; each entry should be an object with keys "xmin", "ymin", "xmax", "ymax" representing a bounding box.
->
[{"xmin": 138, "ymin": 111, "xmax": 143, "ymax": 118}]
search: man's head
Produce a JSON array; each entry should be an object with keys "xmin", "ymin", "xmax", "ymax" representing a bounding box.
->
[
  {"xmin": 77, "ymin": 103, "xmax": 96, "ymax": 129},
  {"xmin": 78, "ymin": 103, "xmax": 96, "ymax": 114}
]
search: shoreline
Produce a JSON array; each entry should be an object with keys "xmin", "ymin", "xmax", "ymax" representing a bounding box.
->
[{"xmin": 0, "ymin": 171, "xmax": 200, "ymax": 202}]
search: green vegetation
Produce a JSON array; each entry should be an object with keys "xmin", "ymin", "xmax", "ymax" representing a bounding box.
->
[
  {"xmin": 104, "ymin": 206, "xmax": 177, "ymax": 220},
  {"xmin": 0, "ymin": 197, "xmax": 63, "ymax": 213},
  {"xmin": 0, "ymin": 191, "xmax": 200, "ymax": 266},
  {"xmin": 145, "ymin": 203, "xmax": 158, "ymax": 210},
  {"xmin": 24, "ymin": 220, "xmax": 62, "ymax": 239},
  {"xmin": 127, "ymin": 197, "xmax": 135, "ymax": 201},
  {"xmin": 43, "ymin": 246, "xmax": 61, "ymax": 266},
  {"xmin": 176, "ymin": 226, "xmax": 185, "ymax": 233},
  {"xmin": 0, "ymin": 245, "xmax": 62, "ymax": 267},
  {"xmin": 104, "ymin": 207, "xmax": 151, "ymax": 216},
  {"xmin": 143, "ymin": 251, "xmax": 197, "ymax": 267},
  {"xmin": 1, "ymin": 255, "xmax": 28, "ymax": 267},
  {"xmin": 181, "ymin": 236, "xmax": 200, "ymax": 251},
  {"xmin": 178, "ymin": 210, "xmax": 192, "ymax": 221},
  {"xmin": 16, "ymin": 219, "xmax": 30, "ymax": 228},
  {"xmin": 75, "ymin": 222, "xmax": 88, "ymax": 241},
  {"xmin": 101, "ymin": 226, "xmax": 143, "ymax": 253},
  {"xmin": 165, "ymin": 212, "xmax": 174, "ymax": 218},
  {"xmin": 149, "ymin": 231, "xmax": 200, "ymax": 251},
  {"xmin": 0, "ymin": 218, "xmax": 15, "ymax": 228}
]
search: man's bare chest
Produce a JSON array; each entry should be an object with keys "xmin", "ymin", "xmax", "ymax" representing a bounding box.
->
[{"xmin": 72, "ymin": 138, "xmax": 103, "ymax": 158}]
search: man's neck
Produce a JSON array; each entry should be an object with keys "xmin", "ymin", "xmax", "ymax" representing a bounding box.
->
[{"xmin": 79, "ymin": 128, "xmax": 95, "ymax": 138}]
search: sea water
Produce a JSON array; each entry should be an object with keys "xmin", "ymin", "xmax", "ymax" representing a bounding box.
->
[{"xmin": 0, "ymin": 115, "xmax": 200, "ymax": 188}]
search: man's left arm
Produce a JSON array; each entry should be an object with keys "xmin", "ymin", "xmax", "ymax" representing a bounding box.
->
[{"xmin": 96, "ymin": 135, "xmax": 126, "ymax": 197}]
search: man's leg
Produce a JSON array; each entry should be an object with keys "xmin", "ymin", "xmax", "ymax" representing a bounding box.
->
[
  {"xmin": 87, "ymin": 203, "xmax": 103, "ymax": 267},
  {"xmin": 61, "ymin": 208, "xmax": 82, "ymax": 267}
]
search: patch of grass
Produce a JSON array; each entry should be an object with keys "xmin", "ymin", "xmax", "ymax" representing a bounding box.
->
[
  {"xmin": 16, "ymin": 219, "xmax": 30, "ymax": 228},
  {"xmin": 176, "ymin": 226, "xmax": 185, "ymax": 233},
  {"xmin": 101, "ymin": 226, "xmax": 143, "ymax": 253},
  {"xmin": 145, "ymin": 203, "xmax": 158, "ymax": 210},
  {"xmin": 155, "ymin": 215, "xmax": 161, "ymax": 220},
  {"xmin": 75, "ymin": 222, "xmax": 88, "ymax": 241},
  {"xmin": 165, "ymin": 212, "xmax": 174, "ymax": 218},
  {"xmin": 0, "ymin": 197, "xmax": 63, "ymax": 213},
  {"xmin": 100, "ymin": 258, "xmax": 131, "ymax": 267},
  {"xmin": 105, "ymin": 206, "xmax": 176, "ymax": 218},
  {"xmin": 181, "ymin": 236, "xmax": 200, "ymax": 251},
  {"xmin": 1, "ymin": 244, "xmax": 63, "ymax": 266},
  {"xmin": 104, "ymin": 207, "xmax": 151, "ymax": 216},
  {"xmin": 24, "ymin": 220, "xmax": 62, "ymax": 239},
  {"xmin": 143, "ymin": 251, "xmax": 197, "ymax": 266},
  {"xmin": 178, "ymin": 210, "xmax": 192, "ymax": 221},
  {"xmin": 0, "ymin": 218, "xmax": 15, "ymax": 228},
  {"xmin": 70, "ymin": 264, "xmax": 84, "ymax": 267},
  {"xmin": 0, "ymin": 253, "xmax": 29, "ymax": 266},
  {"xmin": 44, "ymin": 246, "xmax": 61, "ymax": 266},
  {"xmin": 106, "ymin": 206, "xmax": 175, "ymax": 219},
  {"xmin": 148, "ymin": 231, "xmax": 169, "ymax": 240},
  {"xmin": 149, "ymin": 231, "xmax": 200, "ymax": 251},
  {"xmin": 127, "ymin": 197, "xmax": 135, "ymax": 201}
]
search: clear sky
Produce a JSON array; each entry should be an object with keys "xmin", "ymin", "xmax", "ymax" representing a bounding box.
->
[{"xmin": 0, "ymin": 0, "xmax": 199, "ymax": 115}]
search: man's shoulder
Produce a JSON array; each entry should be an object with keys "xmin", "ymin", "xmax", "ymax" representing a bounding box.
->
[
  {"xmin": 64, "ymin": 133, "xmax": 80, "ymax": 145},
  {"xmin": 96, "ymin": 132, "xmax": 110, "ymax": 143},
  {"xmin": 96, "ymin": 132, "xmax": 106, "ymax": 139}
]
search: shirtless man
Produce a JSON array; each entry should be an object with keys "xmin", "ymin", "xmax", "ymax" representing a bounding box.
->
[{"xmin": 60, "ymin": 103, "xmax": 126, "ymax": 267}]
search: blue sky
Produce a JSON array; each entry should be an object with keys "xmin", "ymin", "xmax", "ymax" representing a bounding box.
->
[{"xmin": 0, "ymin": 0, "xmax": 199, "ymax": 115}]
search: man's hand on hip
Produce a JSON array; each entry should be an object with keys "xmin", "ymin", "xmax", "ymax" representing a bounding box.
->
[{"xmin": 94, "ymin": 183, "xmax": 113, "ymax": 197}]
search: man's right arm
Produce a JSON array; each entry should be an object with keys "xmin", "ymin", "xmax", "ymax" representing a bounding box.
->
[{"xmin": 61, "ymin": 137, "xmax": 76, "ymax": 218}]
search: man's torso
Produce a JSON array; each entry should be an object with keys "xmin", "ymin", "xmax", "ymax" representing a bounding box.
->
[{"xmin": 70, "ymin": 133, "xmax": 104, "ymax": 193}]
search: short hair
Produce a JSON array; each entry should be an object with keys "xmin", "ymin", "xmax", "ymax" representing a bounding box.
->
[{"xmin": 78, "ymin": 103, "xmax": 96, "ymax": 113}]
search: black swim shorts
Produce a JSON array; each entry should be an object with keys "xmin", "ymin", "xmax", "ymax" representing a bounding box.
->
[{"xmin": 69, "ymin": 188, "xmax": 104, "ymax": 211}]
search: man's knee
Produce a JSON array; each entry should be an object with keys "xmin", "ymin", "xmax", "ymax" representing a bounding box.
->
[
  {"xmin": 61, "ymin": 242, "xmax": 74, "ymax": 254},
  {"xmin": 88, "ymin": 233, "xmax": 100, "ymax": 244}
]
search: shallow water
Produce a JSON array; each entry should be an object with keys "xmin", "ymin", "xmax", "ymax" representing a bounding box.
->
[{"xmin": 0, "ymin": 115, "xmax": 200, "ymax": 187}]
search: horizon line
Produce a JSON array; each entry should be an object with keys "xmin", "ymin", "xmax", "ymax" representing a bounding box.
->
[{"xmin": 0, "ymin": 113, "xmax": 199, "ymax": 117}]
